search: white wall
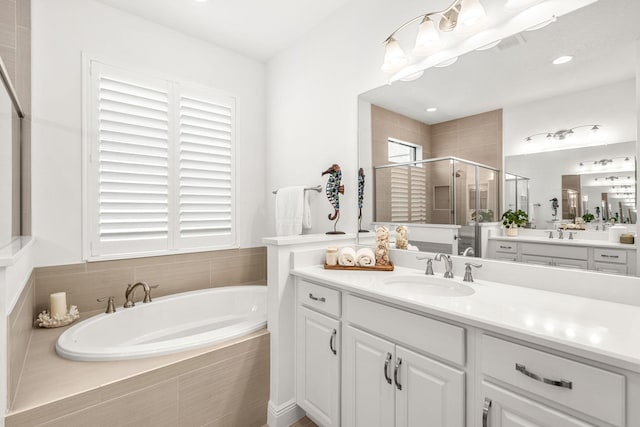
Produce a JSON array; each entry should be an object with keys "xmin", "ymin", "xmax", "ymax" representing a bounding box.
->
[
  {"xmin": 265, "ymin": 0, "xmax": 433, "ymax": 237},
  {"xmin": 31, "ymin": 0, "xmax": 266, "ymax": 267}
]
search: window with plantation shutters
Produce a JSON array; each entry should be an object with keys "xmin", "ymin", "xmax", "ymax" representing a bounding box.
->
[{"xmin": 85, "ymin": 61, "xmax": 236, "ymax": 259}]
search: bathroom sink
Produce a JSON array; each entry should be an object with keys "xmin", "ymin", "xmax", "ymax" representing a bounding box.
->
[{"xmin": 383, "ymin": 275, "xmax": 475, "ymax": 297}]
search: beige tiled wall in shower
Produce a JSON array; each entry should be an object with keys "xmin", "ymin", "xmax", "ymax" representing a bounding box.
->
[
  {"xmin": 0, "ymin": 0, "xmax": 32, "ymax": 235},
  {"xmin": 33, "ymin": 247, "xmax": 267, "ymax": 314},
  {"xmin": 371, "ymin": 105, "xmax": 432, "ymax": 222}
]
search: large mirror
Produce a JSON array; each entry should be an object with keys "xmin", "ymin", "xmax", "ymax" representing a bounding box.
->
[
  {"xmin": 0, "ymin": 56, "xmax": 25, "ymax": 250},
  {"xmin": 357, "ymin": 0, "xmax": 638, "ymax": 273}
]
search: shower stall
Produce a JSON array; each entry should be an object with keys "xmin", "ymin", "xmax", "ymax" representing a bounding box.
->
[{"xmin": 373, "ymin": 157, "xmax": 500, "ymax": 257}]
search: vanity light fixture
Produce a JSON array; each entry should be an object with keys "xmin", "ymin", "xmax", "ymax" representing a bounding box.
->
[
  {"xmin": 381, "ymin": 0, "xmax": 487, "ymax": 74},
  {"xmin": 523, "ymin": 124, "xmax": 602, "ymax": 142},
  {"xmin": 505, "ymin": 0, "xmax": 542, "ymax": 10}
]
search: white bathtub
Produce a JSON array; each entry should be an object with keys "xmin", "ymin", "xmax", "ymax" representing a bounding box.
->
[{"xmin": 56, "ymin": 285, "xmax": 267, "ymax": 362}]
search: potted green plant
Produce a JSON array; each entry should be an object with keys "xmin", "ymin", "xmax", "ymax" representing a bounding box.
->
[
  {"xmin": 501, "ymin": 209, "xmax": 528, "ymax": 236},
  {"xmin": 582, "ymin": 213, "xmax": 594, "ymax": 223}
]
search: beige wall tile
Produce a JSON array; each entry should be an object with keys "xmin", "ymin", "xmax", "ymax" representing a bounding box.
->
[
  {"xmin": 134, "ymin": 259, "xmax": 210, "ymax": 297},
  {"xmin": 35, "ymin": 263, "xmax": 86, "ymax": 278},
  {"xmin": 8, "ymin": 272, "xmax": 34, "ymax": 408},
  {"xmin": 16, "ymin": 0, "xmax": 28, "ymax": 28},
  {"xmin": 178, "ymin": 347, "xmax": 269, "ymax": 426},
  {"xmin": 0, "ymin": 44, "xmax": 16, "ymax": 83},
  {"xmin": 37, "ymin": 379, "xmax": 179, "ymax": 427},
  {"xmin": 0, "ymin": 0, "xmax": 16, "ymax": 49},
  {"xmin": 206, "ymin": 401, "xmax": 268, "ymax": 427},
  {"xmin": 5, "ymin": 389, "xmax": 102, "ymax": 427},
  {"xmin": 35, "ymin": 267, "xmax": 135, "ymax": 314}
]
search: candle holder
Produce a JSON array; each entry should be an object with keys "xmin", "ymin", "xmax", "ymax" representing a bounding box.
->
[{"xmin": 36, "ymin": 305, "xmax": 80, "ymax": 328}]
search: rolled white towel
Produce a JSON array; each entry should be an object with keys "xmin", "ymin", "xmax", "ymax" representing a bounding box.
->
[
  {"xmin": 356, "ymin": 248, "xmax": 375, "ymax": 267},
  {"xmin": 338, "ymin": 247, "xmax": 357, "ymax": 266}
]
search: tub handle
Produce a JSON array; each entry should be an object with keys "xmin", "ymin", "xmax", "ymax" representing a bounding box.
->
[
  {"xmin": 329, "ymin": 329, "xmax": 337, "ymax": 355},
  {"xmin": 97, "ymin": 296, "xmax": 116, "ymax": 313},
  {"xmin": 308, "ymin": 293, "xmax": 326, "ymax": 302}
]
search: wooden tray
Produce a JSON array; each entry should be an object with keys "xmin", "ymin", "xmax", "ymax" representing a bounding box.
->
[{"xmin": 323, "ymin": 263, "xmax": 394, "ymax": 271}]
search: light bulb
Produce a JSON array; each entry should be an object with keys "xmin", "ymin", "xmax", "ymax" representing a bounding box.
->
[
  {"xmin": 459, "ymin": 0, "xmax": 486, "ymax": 26},
  {"xmin": 414, "ymin": 16, "xmax": 440, "ymax": 55},
  {"xmin": 434, "ymin": 56, "xmax": 458, "ymax": 67},
  {"xmin": 381, "ymin": 38, "xmax": 408, "ymax": 73},
  {"xmin": 399, "ymin": 70, "xmax": 425, "ymax": 82}
]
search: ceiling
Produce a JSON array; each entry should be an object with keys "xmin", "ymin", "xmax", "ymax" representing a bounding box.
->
[
  {"xmin": 360, "ymin": 0, "xmax": 640, "ymax": 127},
  {"xmin": 95, "ymin": 0, "xmax": 354, "ymax": 61}
]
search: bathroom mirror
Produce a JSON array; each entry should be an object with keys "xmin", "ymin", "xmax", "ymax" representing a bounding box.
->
[
  {"xmin": 357, "ymin": 0, "xmax": 638, "ymax": 268},
  {"xmin": 0, "ymin": 55, "xmax": 25, "ymax": 249}
]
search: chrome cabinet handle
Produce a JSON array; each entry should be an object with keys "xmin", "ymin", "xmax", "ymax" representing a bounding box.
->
[
  {"xmin": 515, "ymin": 363, "xmax": 572, "ymax": 389},
  {"xmin": 499, "ymin": 245, "xmax": 512, "ymax": 249},
  {"xmin": 394, "ymin": 357, "xmax": 402, "ymax": 390},
  {"xmin": 329, "ymin": 329, "xmax": 337, "ymax": 355},
  {"xmin": 308, "ymin": 293, "xmax": 326, "ymax": 302},
  {"xmin": 601, "ymin": 254, "xmax": 619, "ymax": 259},
  {"xmin": 482, "ymin": 398, "xmax": 492, "ymax": 427},
  {"xmin": 383, "ymin": 353, "xmax": 392, "ymax": 384}
]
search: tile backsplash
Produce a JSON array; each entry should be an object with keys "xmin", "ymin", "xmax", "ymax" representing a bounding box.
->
[{"xmin": 34, "ymin": 247, "xmax": 267, "ymax": 315}]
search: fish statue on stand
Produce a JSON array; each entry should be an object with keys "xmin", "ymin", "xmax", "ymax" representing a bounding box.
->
[{"xmin": 322, "ymin": 163, "xmax": 345, "ymax": 234}]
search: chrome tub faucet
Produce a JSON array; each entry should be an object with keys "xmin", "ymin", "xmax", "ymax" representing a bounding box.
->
[{"xmin": 124, "ymin": 281, "xmax": 158, "ymax": 308}]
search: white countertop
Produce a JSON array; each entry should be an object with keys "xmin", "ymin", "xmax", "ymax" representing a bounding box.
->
[
  {"xmin": 489, "ymin": 235, "xmax": 637, "ymax": 250},
  {"xmin": 292, "ymin": 264, "xmax": 640, "ymax": 373}
]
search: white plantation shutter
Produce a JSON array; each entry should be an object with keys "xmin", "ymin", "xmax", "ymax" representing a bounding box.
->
[
  {"xmin": 175, "ymin": 91, "xmax": 234, "ymax": 248},
  {"xmin": 410, "ymin": 167, "xmax": 427, "ymax": 222},
  {"xmin": 390, "ymin": 166, "xmax": 427, "ymax": 223},
  {"xmin": 86, "ymin": 61, "xmax": 236, "ymax": 259}
]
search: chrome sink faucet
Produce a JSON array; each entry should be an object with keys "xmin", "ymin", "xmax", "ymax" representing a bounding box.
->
[
  {"xmin": 416, "ymin": 256, "xmax": 434, "ymax": 275},
  {"xmin": 124, "ymin": 281, "xmax": 158, "ymax": 308},
  {"xmin": 558, "ymin": 229, "xmax": 564, "ymax": 239},
  {"xmin": 434, "ymin": 253, "xmax": 454, "ymax": 278}
]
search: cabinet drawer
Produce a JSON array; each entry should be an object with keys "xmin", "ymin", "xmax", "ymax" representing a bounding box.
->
[
  {"xmin": 594, "ymin": 248, "xmax": 627, "ymax": 264},
  {"xmin": 298, "ymin": 280, "xmax": 341, "ymax": 317},
  {"xmin": 495, "ymin": 241, "xmax": 517, "ymax": 254},
  {"xmin": 594, "ymin": 261, "xmax": 627, "ymax": 275},
  {"xmin": 481, "ymin": 335, "xmax": 625, "ymax": 426},
  {"xmin": 344, "ymin": 295, "xmax": 465, "ymax": 366},
  {"xmin": 521, "ymin": 243, "xmax": 588, "ymax": 260}
]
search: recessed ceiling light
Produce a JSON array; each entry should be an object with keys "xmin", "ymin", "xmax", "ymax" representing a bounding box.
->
[
  {"xmin": 552, "ymin": 55, "xmax": 573, "ymax": 65},
  {"xmin": 426, "ymin": 107, "xmax": 438, "ymax": 112}
]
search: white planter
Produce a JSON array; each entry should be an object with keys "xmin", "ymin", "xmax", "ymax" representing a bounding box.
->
[{"xmin": 505, "ymin": 227, "xmax": 518, "ymax": 237}]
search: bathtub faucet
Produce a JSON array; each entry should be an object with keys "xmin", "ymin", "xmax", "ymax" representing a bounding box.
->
[{"xmin": 124, "ymin": 281, "xmax": 158, "ymax": 308}]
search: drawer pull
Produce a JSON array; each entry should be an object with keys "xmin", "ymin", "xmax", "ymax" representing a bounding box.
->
[
  {"xmin": 499, "ymin": 245, "xmax": 512, "ymax": 250},
  {"xmin": 482, "ymin": 398, "xmax": 492, "ymax": 427},
  {"xmin": 515, "ymin": 363, "xmax": 573, "ymax": 389},
  {"xmin": 601, "ymin": 254, "xmax": 619, "ymax": 259},
  {"xmin": 394, "ymin": 357, "xmax": 403, "ymax": 390},
  {"xmin": 308, "ymin": 293, "xmax": 326, "ymax": 302},
  {"xmin": 329, "ymin": 329, "xmax": 337, "ymax": 355},
  {"xmin": 383, "ymin": 353, "xmax": 392, "ymax": 385}
]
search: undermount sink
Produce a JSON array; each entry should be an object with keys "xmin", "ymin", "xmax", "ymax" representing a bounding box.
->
[{"xmin": 383, "ymin": 275, "xmax": 475, "ymax": 297}]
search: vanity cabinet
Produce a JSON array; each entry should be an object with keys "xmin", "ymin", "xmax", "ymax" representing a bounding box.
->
[
  {"xmin": 487, "ymin": 238, "xmax": 636, "ymax": 275},
  {"xmin": 342, "ymin": 295, "xmax": 465, "ymax": 427},
  {"xmin": 296, "ymin": 281, "xmax": 341, "ymax": 427},
  {"xmin": 480, "ymin": 335, "xmax": 625, "ymax": 427}
]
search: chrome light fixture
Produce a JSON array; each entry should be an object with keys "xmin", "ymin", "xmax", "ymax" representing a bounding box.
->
[
  {"xmin": 523, "ymin": 125, "xmax": 601, "ymax": 142},
  {"xmin": 381, "ymin": 0, "xmax": 487, "ymax": 74}
]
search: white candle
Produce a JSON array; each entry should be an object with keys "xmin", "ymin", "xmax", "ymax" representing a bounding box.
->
[{"xmin": 50, "ymin": 292, "xmax": 67, "ymax": 318}]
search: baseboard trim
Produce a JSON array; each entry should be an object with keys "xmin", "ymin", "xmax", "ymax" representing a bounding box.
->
[{"xmin": 267, "ymin": 399, "xmax": 305, "ymax": 427}]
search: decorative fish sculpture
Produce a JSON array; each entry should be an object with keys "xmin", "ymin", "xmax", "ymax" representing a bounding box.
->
[
  {"xmin": 322, "ymin": 164, "xmax": 345, "ymax": 221},
  {"xmin": 358, "ymin": 168, "xmax": 365, "ymax": 210}
]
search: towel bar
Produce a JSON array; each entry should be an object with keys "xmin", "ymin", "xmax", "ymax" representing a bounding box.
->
[{"xmin": 272, "ymin": 185, "xmax": 322, "ymax": 194}]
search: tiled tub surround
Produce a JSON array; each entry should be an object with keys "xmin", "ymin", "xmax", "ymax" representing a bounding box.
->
[
  {"xmin": 34, "ymin": 247, "xmax": 267, "ymax": 314},
  {"xmin": 6, "ymin": 247, "xmax": 268, "ymax": 426},
  {"xmin": 6, "ymin": 328, "xmax": 269, "ymax": 427}
]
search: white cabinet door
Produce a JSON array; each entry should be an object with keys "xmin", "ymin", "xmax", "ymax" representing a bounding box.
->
[
  {"xmin": 343, "ymin": 326, "xmax": 395, "ymax": 427},
  {"xmin": 396, "ymin": 346, "xmax": 465, "ymax": 427},
  {"xmin": 297, "ymin": 306, "xmax": 341, "ymax": 427},
  {"xmin": 482, "ymin": 382, "xmax": 595, "ymax": 427},
  {"xmin": 520, "ymin": 254, "xmax": 552, "ymax": 266}
]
